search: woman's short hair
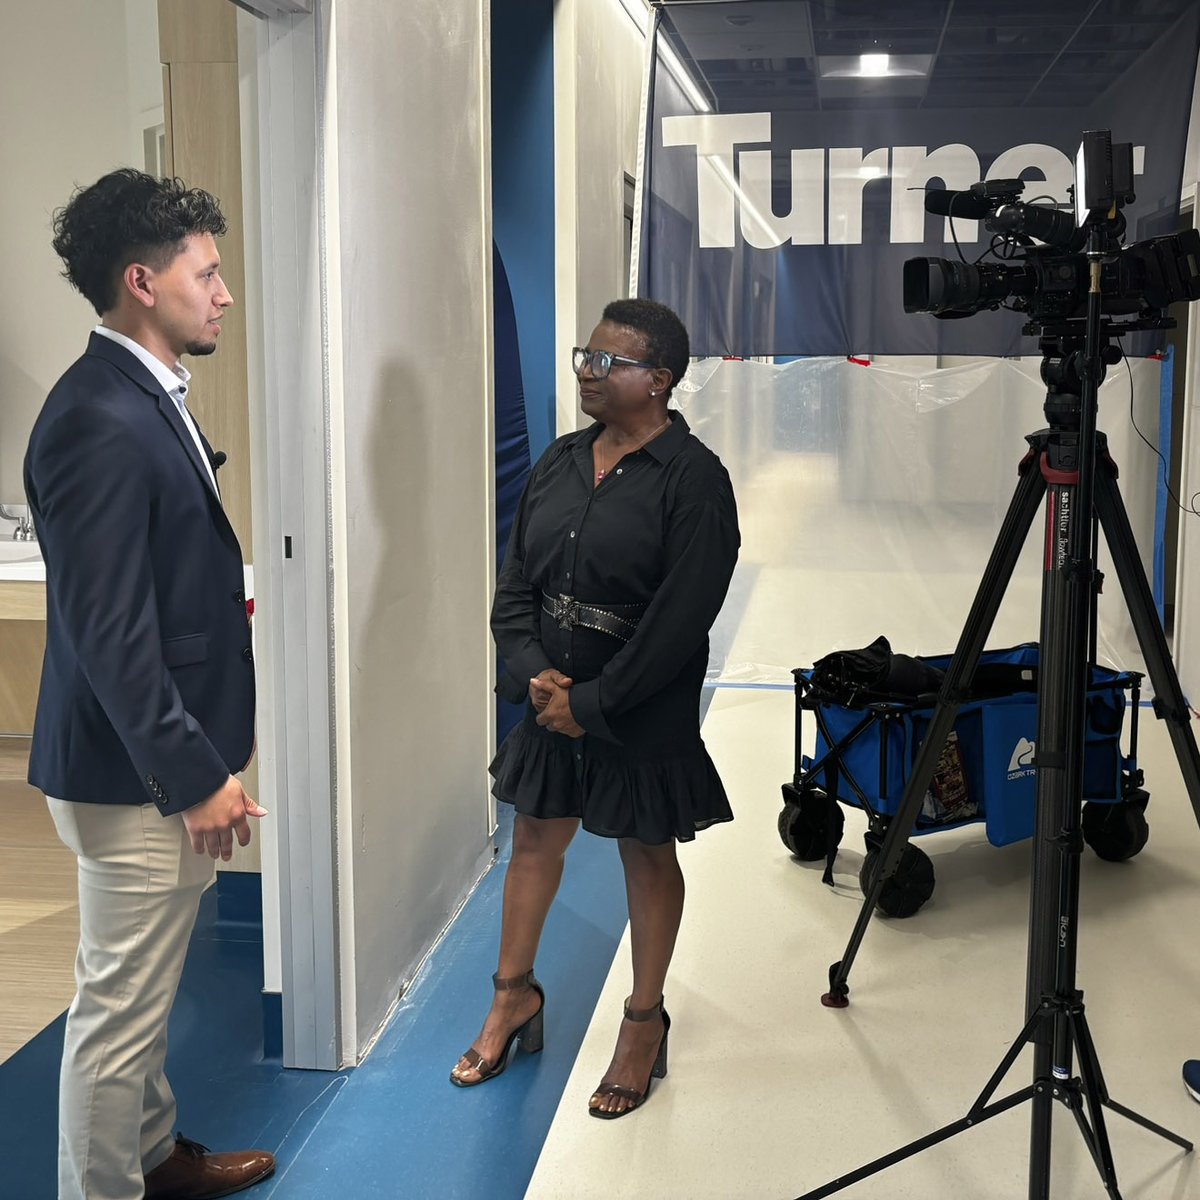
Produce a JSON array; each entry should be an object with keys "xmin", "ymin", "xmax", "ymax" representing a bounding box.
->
[
  {"xmin": 52, "ymin": 168, "xmax": 228, "ymax": 316},
  {"xmin": 602, "ymin": 298, "xmax": 690, "ymax": 393}
]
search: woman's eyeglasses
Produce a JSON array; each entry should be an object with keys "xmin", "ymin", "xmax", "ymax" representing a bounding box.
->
[{"xmin": 572, "ymin": 347, "xmax": 657, "ymax": 380}]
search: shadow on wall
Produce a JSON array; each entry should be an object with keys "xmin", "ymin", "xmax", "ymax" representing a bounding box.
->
[
  {"xmin": 360, "ymin": 356, "xmax": 440, "ymax": 774},
  {"xmin": 353, "ymin": 355, "xmax": 495, "ymax": 1044},
  {"xmin": 0, "ymin": 356, "xmax": 45, "ymax": 504}
]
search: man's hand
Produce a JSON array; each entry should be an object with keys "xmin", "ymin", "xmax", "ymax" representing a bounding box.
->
[
  {"xmin": 534, "ymin": 680, "xmax": 585, "ymax": 738},
  {"xmin": 181, "ymin": 775, "xmax": 268, "ymax": 860},
  {"xmin": 529, "ymin": 668, "xmax": 573, "ymax": 713}
]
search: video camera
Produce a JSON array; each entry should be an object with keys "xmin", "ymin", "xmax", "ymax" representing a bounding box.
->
[{"xmin": 903, "ymin": 130, "xmax": 1200, "ymax": 329}]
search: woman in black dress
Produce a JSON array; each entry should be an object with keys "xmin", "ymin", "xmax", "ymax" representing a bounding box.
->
[{"xmin": 450, "ymin": 298, "xmax": 740, "ymax": 1118}]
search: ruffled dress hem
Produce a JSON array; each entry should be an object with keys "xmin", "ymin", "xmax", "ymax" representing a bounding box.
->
[{"xmin": 489, "ymin": 717, "xmax": 733, "ymax": 846}]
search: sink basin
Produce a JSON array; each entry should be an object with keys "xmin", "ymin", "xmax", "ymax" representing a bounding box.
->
[
  {"xmin": 0, "ymin": 538, "xmax": 45, "ymax": 581},
  {"xmin": 0, "ymin": 540, "xmax": 42, "ymax": 564}
]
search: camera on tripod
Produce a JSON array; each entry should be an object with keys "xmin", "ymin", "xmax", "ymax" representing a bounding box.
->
[
  {"xmin": 903, "ymin": 130, "xmax": 1200, "ymax": 327},
  {"xmin": 804, "ymin": 126, "xmax": 1200, "ymax": 1200}
]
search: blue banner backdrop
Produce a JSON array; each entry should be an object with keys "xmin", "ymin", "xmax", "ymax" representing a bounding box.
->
[{"xmin": 638, "ymin": 4, "xmax": 1200, "ymax": 358}]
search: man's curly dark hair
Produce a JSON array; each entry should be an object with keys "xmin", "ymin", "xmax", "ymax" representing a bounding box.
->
[
  {"xmin": 51, "ymin": 168, "xmax": 228, "ymax": 316},
  {"xmin": 602, "ymin": 298, "xmax": 690, "ymax": 394}
]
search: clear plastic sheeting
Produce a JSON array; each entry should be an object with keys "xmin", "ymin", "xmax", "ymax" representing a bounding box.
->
[{"xmin": 680, "ymin": 355, "xmax": 1166, "ymax": 687}]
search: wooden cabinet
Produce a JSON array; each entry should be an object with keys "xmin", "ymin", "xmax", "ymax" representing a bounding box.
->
[
  {"xmin": 0, "ymin": 582, "xmax": 46, "ymax": 735},
  {"xmin": 159, "ymin": 0, "xmax": 253, "ymax": 558}
]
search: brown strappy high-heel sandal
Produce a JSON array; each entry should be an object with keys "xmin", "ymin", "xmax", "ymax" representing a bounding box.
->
[
  {"xmin": 449, "ymin": 969, "xmax": 545, "ymax": 1088},
  {"xmin": 588, "ymin": 996, "xmax": 670, "ymax": 1120}
]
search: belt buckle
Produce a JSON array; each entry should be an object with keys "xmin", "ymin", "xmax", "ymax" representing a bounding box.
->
[{"xmin": 553, "ymin": 593, "xmax": 579, "ymax": 630}]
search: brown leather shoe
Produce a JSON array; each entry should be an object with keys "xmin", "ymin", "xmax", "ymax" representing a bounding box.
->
[{"xmin": 143, "ymin": 1134, "xmax": 275, "ymax": 1199}]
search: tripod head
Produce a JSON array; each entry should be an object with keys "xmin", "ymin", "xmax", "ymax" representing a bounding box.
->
[
  {"xmin": 1038, "ymin": 332, "xmax": 1121, "ymax": 431},
  {"xmin": 1034, "ymin": 310, "xmax": 1173, "ymax": 431}
]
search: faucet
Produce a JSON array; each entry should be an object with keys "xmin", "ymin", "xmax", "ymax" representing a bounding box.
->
[{"xmin": 0, "ymin": 504, "xmax": 36, "ymax": 542}]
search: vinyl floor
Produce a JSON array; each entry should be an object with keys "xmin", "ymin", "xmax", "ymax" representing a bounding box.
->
[
  {"xmin": 3, "ymin": 691, "xmax": 1198, "ymax": 1200},
  {"xmin": 526, "ymin": 688, "xmax": 1200, "ymax": 1200}
]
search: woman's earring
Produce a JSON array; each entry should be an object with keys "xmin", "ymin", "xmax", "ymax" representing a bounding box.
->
[{"xmin": 649, "ymin": 390, "xmax": 657, "ymax": 396}]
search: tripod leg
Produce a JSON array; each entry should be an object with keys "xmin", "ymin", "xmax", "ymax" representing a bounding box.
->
[
  {"xmin": 794, "ymin": 1085, "xmax": 1038, "ymax": 1200},
  {"xmin": 1061, "ymin": 1099, "xmax": 1123, "ymax": 1200},
  {"xmin": 1065, "ymin": 1002, "xmax": 1124, "ymax": 1196},
  {"xmin": 1094, "ymin": 461, "xmax": 1200, "ymax": 829},
  {"xmin": 969, "ymin": 1005, "xmax": 1047, "ymax": 1115},
  {"xmin": 1056, "ymin": 997, "xmax": 1192, "ymax": 1199},
  {"xmin": 1071, "ymin": 1001, "xmax": 1194, "ymax": 1152},
  {"xmin": 1103, "ymin": 1099, "xmax": 1195, "ymax": 1151},
  {"xmin": 795, "ymin": 1006, "xmax": 1057, "ymax": 1197},
  {"xmin": 822, "ymin": 456, "xmax": 1047, "ymax": 1006}
]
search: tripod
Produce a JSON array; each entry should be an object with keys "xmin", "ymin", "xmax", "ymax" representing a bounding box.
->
[{"xmin": 798, "ymin": 287, "xmax": 1200, "ymax": 1195}]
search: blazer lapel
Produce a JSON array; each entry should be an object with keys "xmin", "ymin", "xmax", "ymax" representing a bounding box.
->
[
  {"xmin": 195, "ymin": 424, "xmax": 223, "ymax": 504},
  {"xmin": 85, "ymin": 334, "xmax": 224, "ymax": 507},
  {"xmin": 156, "ymin": 393, "xmax": 223, "ymax": 503}
]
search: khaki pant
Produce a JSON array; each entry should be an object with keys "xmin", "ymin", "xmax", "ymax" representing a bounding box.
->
[{"xmin": 47, "ymin": 798, "xmax": 214, "ymax": 1200}]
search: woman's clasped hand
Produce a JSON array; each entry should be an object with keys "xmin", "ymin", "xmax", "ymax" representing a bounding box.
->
[{"xmin": 530, "ymin": 669, "xmax": 584, "ymax": 737}]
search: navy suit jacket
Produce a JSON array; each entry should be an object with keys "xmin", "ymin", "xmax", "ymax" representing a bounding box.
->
[{"xmin": 24, "ymin": 332, "xmax": 255, "ymax": 815}]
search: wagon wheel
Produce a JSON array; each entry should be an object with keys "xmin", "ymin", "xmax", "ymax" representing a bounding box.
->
[
  {"xmin": 778, "ymin": 786, "xmax": 844, "ymax": 861},
  {"xmin": 859, "ymin": 842, "xmax": 935, "ymax": 917},
  {"xmin": 1082, "ymin": 791, "xmax": 1149, "ymax": 862}
]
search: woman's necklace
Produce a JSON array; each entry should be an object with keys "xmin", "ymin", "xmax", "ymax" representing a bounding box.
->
[{"xmin": 595, "ymin": 417, "xmax": 671, "ymax": 483}]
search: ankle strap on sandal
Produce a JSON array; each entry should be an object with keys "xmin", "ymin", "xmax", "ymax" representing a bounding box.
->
[
  {"xmin": 623, "ymin": 996, "xmax": 665, "ymax": 1022},
  {"xmin": 493, "ymin": 969, "xmax": 537, "ymax": 992}
]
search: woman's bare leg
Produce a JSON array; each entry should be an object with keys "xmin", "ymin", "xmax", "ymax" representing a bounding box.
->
[
  {"xmin": 589, "ymin": 837, "xmax": 684, "ymax": 1114},
  {"xmin": 451, "ymin": 813, "xmax": 579, "ymax": 1083}
]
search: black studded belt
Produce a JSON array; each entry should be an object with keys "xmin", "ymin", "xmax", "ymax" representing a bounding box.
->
[{"xmin": 541, "ymin": 592, "xmax": 645, "ymax": 642}]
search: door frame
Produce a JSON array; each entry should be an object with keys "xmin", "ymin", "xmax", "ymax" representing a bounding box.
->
[{"xmin": 239, "ymin": 1, "xmax": 345, "ymax": 1070}]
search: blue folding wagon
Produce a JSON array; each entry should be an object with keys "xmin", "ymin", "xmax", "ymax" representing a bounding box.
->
[{"xmin": 777, "ymin": 642, "xmax": 1147, "ymax": 916}]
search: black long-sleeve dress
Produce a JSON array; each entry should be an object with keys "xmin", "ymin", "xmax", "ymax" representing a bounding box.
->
[{"xmin": 490, "ymin": 411, "xmax": 740, "ymax": 844}]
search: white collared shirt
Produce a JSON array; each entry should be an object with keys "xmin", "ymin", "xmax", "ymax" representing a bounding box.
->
[{"xmin": 93, "ymin": 325, "xmax": 219, "ymax": 495}]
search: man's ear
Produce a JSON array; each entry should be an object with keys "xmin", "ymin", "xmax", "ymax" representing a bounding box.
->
[{"xmin": 122, "ymin": 262, "xmax": 156, "ymax": 310}]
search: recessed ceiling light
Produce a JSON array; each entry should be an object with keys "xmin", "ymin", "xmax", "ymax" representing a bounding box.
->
[
  {"xmin": 860, "ymin": 53, "xmax": 890, "ymax": 76},
  {"xmin": 818, "ymin": 53, "xmax": 929, "ymax": 79}
]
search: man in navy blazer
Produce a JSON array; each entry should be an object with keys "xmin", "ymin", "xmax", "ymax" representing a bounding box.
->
[{"xmin": 24, "ymin": 169, "xmax": 275, "ymax": 1199}]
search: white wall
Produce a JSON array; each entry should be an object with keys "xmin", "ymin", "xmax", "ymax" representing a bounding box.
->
[
  {"xmin": 0, "ymin": 0, "xmax": 161, "ymax": 504},
  {"xmin": 329, "ymin": 0, "xmax": 496, "ymax": 1054},
  {"xmin": 123, "ymin": 0, "xmax": 165, "ymax": 164},
  {"xmin": 554, "ymin": 0, "xmax": 644, "ymax": 434}
]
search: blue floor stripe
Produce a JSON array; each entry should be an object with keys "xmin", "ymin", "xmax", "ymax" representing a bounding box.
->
[
  {"xmin": 0, "ymin": 807, "xmax": 629, "ymax": 1199},
  {"xmin": 0, "ymin": 883, "xmax": 349, "ymax": 1199},
  {"xmin": 264, "ymin": 805, "xmax": 627, "ymax": 1199},
  {"xmin": 0, "ymin": 1004, "xmax": 61, "ymax": 1192}
]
